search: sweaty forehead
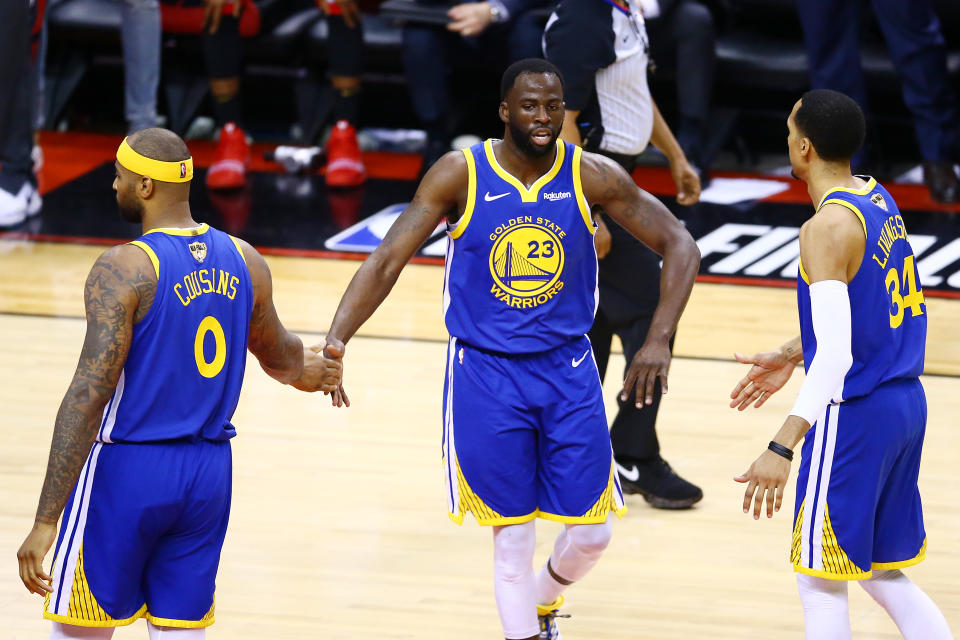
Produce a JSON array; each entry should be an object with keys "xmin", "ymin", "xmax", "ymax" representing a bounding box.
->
[{"xmin": 511, "ymin": 73, "xmax": 563, "ymax": 100}]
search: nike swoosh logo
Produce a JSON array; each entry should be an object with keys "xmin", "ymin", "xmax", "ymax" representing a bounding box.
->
[
  {"xmin": 484, "ymin": 191, "xmax": 510, "ymax": 201},
  {"xmin": 571, "ymin": 349, "xmax": 590, "ymax": 368},
  {"xmin": 615, "ymin": 462, "xmax": 640, "ymax": 482}
]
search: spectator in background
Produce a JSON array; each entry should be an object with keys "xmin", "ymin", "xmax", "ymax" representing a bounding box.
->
[
  {"xmin": 402, "ymin": 0, "xmax": 549, "ymax": 175},
  {"xmin": 545, "ymin": 0, "xmax": 703, "ymax": 509},
  {"xmin": 640, "ymin": 0, "xmax": 716, "ymax": 179},
  {"xmin": 797, "ymin": 0, "xmax": 960, "ymax": 203},
  {"xmin": 161, "ymin": 0, "xmax": 254, "ymax": 190},
  {"xmin": 0, "ymin": 0, "xmax": 44, "ymax": 227},
  {"xmin": 316, "ymin": 0, "xmax": 370, "ymax": 188},
  {"xmin": 117, "ymin": 0, "xmax": 162, "ymax": 133}
]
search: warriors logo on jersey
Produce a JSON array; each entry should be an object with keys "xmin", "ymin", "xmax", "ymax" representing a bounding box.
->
[{"xmin": 488, "ymin": 218, "xmax": 566, "ymax": 309}]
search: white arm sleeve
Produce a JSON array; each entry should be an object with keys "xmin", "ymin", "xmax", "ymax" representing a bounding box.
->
[{"xmin": 789, "ymin": 280, "xmax": 854, "ymax": 426}]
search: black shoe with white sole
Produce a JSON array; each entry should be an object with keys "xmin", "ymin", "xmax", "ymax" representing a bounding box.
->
[{"xmin": 615, "ymin": 457, "xmax": 703, "ymax": 509}]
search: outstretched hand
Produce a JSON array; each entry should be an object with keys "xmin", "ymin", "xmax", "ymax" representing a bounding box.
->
[
  {"xmin": 292, "ymin": 339, "xmax": 342, "ymax": 393},
  {"xmin": 734, "ymin": 449, "xmax": 791, "ymax": 520},
  {"xmin": 729, "ymin": 350, "xmax": 795, "ymax": 411}
]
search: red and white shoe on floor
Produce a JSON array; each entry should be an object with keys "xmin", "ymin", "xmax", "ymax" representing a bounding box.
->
[
  {"xmin": 206, "ymin": 122, "xmax": 250, "ymax": 191},
  {"xmin": 325, "ymin": 120, "xmax": 366, "ymax": 188}
]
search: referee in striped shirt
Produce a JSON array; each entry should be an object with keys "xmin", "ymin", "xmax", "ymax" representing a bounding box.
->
[{"xmin": 544, "ymin": 0, "xmax": 703, "ymax": 509}]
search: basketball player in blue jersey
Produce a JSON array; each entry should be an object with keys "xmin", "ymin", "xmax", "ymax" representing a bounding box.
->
[
  {"xmin": 16, "ymin": 128, "xmax": 345, "ymax": 639},
  {"xmin": 730, "ymin": 90, "xmax": 953, "ymax": 640},
  {"xmin": 322, "ymin": 58, "xmax": 700, "ymax": 640}
]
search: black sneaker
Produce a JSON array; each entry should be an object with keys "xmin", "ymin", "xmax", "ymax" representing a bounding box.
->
[{"xmin": 615, "ymin": 458, "xmax": 703, "ymax": 509}]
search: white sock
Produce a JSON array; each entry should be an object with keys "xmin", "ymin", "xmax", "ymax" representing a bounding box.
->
[
  {"xmin": 796, "ymin": 573, "xmax": 851, "ymax": 640},
  {"xmin": 859, "ymin": 570, "xmax": 954, "ymax": 640},
  {"xmin": 49, "ymin": 623, "xmax": 114, "ymax": 639},
  {"xmin": 535, "ymin": 517, "xmax": 613, "ymax": 605},
  {"xmin": 492, "ymin": 521, "xmax": 539, "ymax": 639},
  {"xmin": 147, "ymin": 623, "xmax": 206, "ymax": 639}
]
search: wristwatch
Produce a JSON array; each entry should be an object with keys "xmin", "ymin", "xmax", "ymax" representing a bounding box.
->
[{"xmin": 488, "ymin": 0, "xmax": 509, "ymax": 23}]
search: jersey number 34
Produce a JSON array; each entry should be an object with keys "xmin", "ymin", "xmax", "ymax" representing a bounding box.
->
[{"xmin": 885, "ymin": 255, "xmax": 925, "ymax": 329}]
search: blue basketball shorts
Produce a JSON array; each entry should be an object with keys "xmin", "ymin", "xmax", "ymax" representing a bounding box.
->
[
  {"xmin": 441, "ymin": 335, "xmax": 627, "ymax": 526},
  {"xmin": 792, "ymin": 377, "xmax": 927, "ymax": 580},
  {"xmin": 44, "ymin": 439, "xmax": 232, "ymax": 628}
]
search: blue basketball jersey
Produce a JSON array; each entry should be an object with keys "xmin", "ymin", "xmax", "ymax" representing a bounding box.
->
[
  {"xmin": 442, "ymin": 139, "xmax": 599, "ymax": 353},
  {"xmin": 98, "ymin": 224, "xmax": 253, "ymax": 443},
  {"xmin": 798, "ymin": 178, "xmax": 927, "ymax": 401}
]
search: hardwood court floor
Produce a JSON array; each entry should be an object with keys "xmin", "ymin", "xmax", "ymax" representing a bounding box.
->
[{"xmin": 1, "ymin": 240, "xmax": 958, "ymax": 639}]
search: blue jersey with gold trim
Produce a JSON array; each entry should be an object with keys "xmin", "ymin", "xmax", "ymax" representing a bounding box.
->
[
  {"xmin": 98, "ymin": 223, "xmax": 253, "ymax": 443},
  {"xmin": 443, "ymin": 139, "xmax": 599, "ymax": 353},
  {"xmin": 798, "ymin": 178, "xmax": 926, "ymax": 401}
]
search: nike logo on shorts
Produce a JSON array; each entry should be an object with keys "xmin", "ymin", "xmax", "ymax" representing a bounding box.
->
[
  {"xmin": 615, "ymin": 462, "xmax": 640, "ymax": 482},
  {"xmin": 571, "ymin": 349, "xmax": 590, "ymax": 368},
  {"xmin": 484, "ymin": 191, "xmax": 510, "ymax": 201}
]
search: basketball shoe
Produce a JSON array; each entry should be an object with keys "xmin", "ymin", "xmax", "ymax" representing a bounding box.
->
[
  {"xmin": 537, "ymin": 596, "xmax": 570, "ymax": 640},
  {"xmin": 325, "ymin": 120, "xmax": 366, "ymax": 187},
  {"xmin": 616, "ymin": 457, "xmax": 702, "ymax": 509},
  {"xmin": 206, "ymin": 122, "xmax": 250, "ymax": 190}
]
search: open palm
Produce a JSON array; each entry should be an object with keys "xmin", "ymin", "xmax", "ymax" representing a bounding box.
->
[{"xmin": 729, "ymin": 350, "xmax": 796, "ymax": 410}]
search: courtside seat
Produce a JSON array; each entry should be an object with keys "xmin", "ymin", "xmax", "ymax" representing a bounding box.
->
[{"xmin": 47, "ymin": 0, "xmax": 122, "ymax": 47}]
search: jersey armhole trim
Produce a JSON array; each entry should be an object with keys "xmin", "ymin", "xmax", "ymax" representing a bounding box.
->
[
  {"xmin": 228, "ymin": 235, "xmax": 248, "ymax": 265},
  {"xmin": 820, "ymin": 198, "xmax": 868, "ymax": 238},
  {"xmin": 798, "ymin": 259, "xmax": 811, "ymax": 285},
  {"xmin": 572, "ymin": 146, "xmax": 596, "ymax": 235},
  {"xmin": 449, "ymin": 148, "xmax": 477, "ymax": 240},
  {"xmin": 128, "ymin": 240, "xmax": 159, "ymax": 278}
]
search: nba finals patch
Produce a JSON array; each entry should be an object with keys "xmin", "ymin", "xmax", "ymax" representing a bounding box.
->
[
  {"xmin": 189, "ymin": 241, "xmax": 208, "ymax": 263},
  {"xmin": 871, "ymin": 193, "xmax": 888, "ymax": 211},
  {"xmin": 488, "ymin": 216, "xmax": 566, "ymax": 309}
]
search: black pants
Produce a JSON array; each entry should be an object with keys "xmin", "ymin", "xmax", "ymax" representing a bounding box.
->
[
  {"xmin": 401, "ymin": 11, "xmax": 544, "ymax": 129},
  {"xmin": 0, "ymin": 0, "xmax": 35, "ymax": 194},
  {"xmin": 646, "ymin": 0, "xmax": 716, "ymax": 165}
]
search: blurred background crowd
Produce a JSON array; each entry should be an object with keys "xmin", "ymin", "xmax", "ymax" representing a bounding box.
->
[{"xmin": 1, "ymin": 0, "xmax": 959, "ymax": 228}]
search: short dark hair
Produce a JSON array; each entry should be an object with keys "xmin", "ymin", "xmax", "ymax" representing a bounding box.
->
[
  {"xmin": 128, "ymin": 127, "xmax": 191, "ymax": 162},
  {"xmin": 794, "ymin": 89, "xmax": 866, "ymax": 162},
  {"xmin": 500, "ymin": 58, "xmax": 565, "ymax": 100}
]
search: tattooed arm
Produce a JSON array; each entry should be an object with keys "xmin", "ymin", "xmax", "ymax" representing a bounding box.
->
[
  {"xmin": 17, "ymin": 244, "xmax": 153, "ymax": 595},
  {"xmin": 325, "ymin": 151, "xmax": 467, "ymax": 347},
  {"xmin": 580, "ymin": 152, "xmax": 701, "ymax": 408},
  {"xmin": 235, "ymin": 239, "xmax": 340, "ymax": 393}
]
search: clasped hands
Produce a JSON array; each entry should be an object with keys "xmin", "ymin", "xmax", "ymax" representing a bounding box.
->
[{"xmin": 293, "ymin": 337, "xmax": 350, "ymax": 407}]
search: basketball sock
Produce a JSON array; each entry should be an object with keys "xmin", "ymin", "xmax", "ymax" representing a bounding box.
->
[
  {"xmin": 333, "ymin": 86, "xmax": 361, "ymax": 125},
  {"xmin": 492, "ymin": 521, "xmax": 539, "ymax": 639},
  {"xmin": 859, "ymin": 570, "xmax": 953, "ymax": 639},
  {"xmin": 535, "ymin": 517, "xmax": 613, "ymax": 605},
  {"xmin": 212, "ymin": 88, "xmax": 242, "ymax": 129},
  {"xmin": 796, "ymin": 573, "xmax": 851, "ymax": 640},
  {"xmin": 49, "ymin": 623, "xmax": 114, "ymax": 639},
  {"xmin": 147, "ymin": 623, "xmax": 205, "ymax": 639}
]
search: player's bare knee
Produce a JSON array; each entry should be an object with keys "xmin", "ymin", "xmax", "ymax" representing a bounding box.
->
[
  {"xmin": 493, "ymin": 523, "xmax": 536, "ymax": 581},
  {"xmin": 566, "ymin": 520, "xmax": 613, "ymax": 555}
]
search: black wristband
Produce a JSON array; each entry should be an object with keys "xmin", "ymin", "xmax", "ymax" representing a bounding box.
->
[{"xmin": 768, "ymin": 441, "xmax": 794, "ymax": 461}]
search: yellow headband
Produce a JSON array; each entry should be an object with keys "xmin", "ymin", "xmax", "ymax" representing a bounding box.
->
[{"xmin": 116, "ymin": 138, "xmax": 193, "ymax": 183}]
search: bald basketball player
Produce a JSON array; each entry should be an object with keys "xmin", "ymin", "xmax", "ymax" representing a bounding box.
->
[{"xmin": 16, "ymin": 128, "xmax": 344, "ymax": 639}]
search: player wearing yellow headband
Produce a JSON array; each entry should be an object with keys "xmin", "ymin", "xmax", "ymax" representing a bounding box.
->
[{"xmin": 16, "ymin": 128, "xmax": 347, "ymax": 638}]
